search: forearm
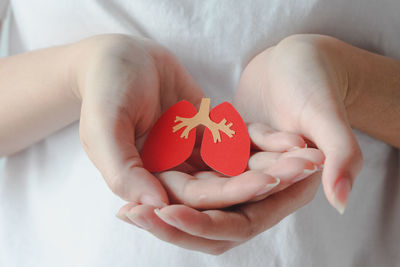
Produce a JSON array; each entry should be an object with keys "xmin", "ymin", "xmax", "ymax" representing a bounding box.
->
[
  {"xmin": 318, "ymin": 36, "xmax": 400, "ymax": 148},
  {"xmin": 346, "ymin": 47, "xmax": 400, "ymax": 147},
  {"xmin": 0, "ymin": 45, "xmax": 81, "ymax": 156}
]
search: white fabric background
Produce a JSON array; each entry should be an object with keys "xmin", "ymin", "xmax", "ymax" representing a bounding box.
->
[
  {"xmin": 0, "ymin": 1, "xmax": 399, "ymax": 266},
  {"xmin": 0, "ymin": 1, "xmax": 10, "ymax": 57}
]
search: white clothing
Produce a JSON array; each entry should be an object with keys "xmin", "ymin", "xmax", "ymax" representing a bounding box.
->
[{"xmin": 0, "ymin": 1, "xmax": 399, "ymax": 266}]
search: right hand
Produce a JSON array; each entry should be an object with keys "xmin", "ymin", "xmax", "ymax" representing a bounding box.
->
[{"xmin": 73, "ymin": 34, "xmax": 205, "ymax": 207}]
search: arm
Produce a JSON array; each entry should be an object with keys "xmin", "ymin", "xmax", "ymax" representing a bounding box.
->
[
  {"xmin": 121, "ymin": 35, "xmax": 400, "ymax": 254},
  {"xmin": 0, "ymin": 34, "xmax": 183, "ymax": 207},
  {"xmin": 0, "ymin": 44, "xmax": 80, "ymax": 156},
  {"xmin": 321, "ymin": 37, "xmax": 400, "ymax": 147},
  {"xmin": 1, "ymin": 34, "xmax": 312, "ymax": 214},
  {"xmin": 233, "ymin": 34, "xmax": 400, "ymax": 214}
]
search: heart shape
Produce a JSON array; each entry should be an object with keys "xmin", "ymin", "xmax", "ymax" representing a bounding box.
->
[{"xmin": 141, "ymin": 98, "xmax": 250, "ymax": 176}]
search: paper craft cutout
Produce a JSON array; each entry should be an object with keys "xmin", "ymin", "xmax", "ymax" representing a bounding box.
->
[
  {"xmin": 173, "ymin": 98, "xmax": 235, "ymax": 143},
  {"xmin": 140, "ymin": 100, "xmax": 197, "ymax": 172},
  {"xmin": 141, "ymin": 98, "xmax": 250, "ymax": 176},
  {"xmin": 201, "ymin": 101, "xmax": 250, "ymax": 176}
]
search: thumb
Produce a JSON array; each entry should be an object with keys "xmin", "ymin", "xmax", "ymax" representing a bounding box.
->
[
  {"xmin": 305, "ymin": 105, "xmax": 363, "ymax": 214},
  {"xmin": 79, "ymin": 102, "xmax": 169, "ymax": 208}
]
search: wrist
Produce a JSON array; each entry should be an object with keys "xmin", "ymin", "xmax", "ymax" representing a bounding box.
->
[{"xmin": 312, "ymin": 35, "xmax": 400, "ymax": 147}]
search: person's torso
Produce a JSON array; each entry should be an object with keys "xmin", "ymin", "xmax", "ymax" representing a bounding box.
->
[{"xmin": 1, "ymin": 1, "xmax": 399, "ymax": 266}]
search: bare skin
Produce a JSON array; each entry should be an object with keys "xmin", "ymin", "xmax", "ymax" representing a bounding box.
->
[
  {"xmin": 1, "ymin": 33, "xmax": 399, "ymax": 254},
  {"xmin": 0, "ymin": 33, "xmax": 321, "ymax": 231},
  {"xmin": 125, "ymin": 34, "xmax": 400, "ymax": 254},
  {"xmin": 234, "ymin": 34, "xmax": 400, "ymax": 214}
]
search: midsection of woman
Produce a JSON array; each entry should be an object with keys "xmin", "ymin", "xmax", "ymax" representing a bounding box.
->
[{"xmin": 0, "ymin": 1, "xmax": 399, "ymax": 266}]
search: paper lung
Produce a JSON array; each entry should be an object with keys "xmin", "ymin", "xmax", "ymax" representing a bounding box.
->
[
  {"xmin": 141, "ymin": 98, "xmax": 250, "ymax": 176},
  {"xmin": 201, "ymin": 102, "xmax": 250, "ymax": 176}
]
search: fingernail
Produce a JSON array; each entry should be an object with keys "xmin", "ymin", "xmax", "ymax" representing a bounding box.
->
[
  {"xmin": 154, "ymin": 208, "xmax": 181, "ymax": 228},
  {"xmin": 116, "ymin": 211, "xmax": 126, "ymax": 220},
  {"xmin": 287, "ymin": 142, "xmax": 308, "ymax": 152},
  {"xmin": 140, "ymin": 194, "xmax": 167, "ymax": 208},
  {"xmin": 125, "ymin": 211, "xmax": 153, "ymax": 230},
  {"xmin": 255, "ymin": 177, "xmax": 280, "ymax": 196},
  {"xmin": 116, "ymin": 213, "xmax": 140, "ymax": 227},
  {"xmin": 292, "ymin": 165, "xmax": 319, "ymax": 183},
  {"xmin": 332, "ymin": 178, "xmax": 352, "ymax": 215}
]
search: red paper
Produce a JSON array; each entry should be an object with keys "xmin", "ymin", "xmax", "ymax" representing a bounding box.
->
[
  {"xmin": 141, "ymin": 100, "xmax": 197, "ymax": 172},
  {"xmin": 141, "ymin": 99, "xmax": 250, "ymax": 176},
  {"xmin": 201, "ymin": 102, "xmax": 250, "ymax": 176}
]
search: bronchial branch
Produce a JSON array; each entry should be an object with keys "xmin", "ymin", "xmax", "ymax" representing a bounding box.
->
[{"xmin": 172, "ymin": 98, "xmax": 235, "ymax": 143}]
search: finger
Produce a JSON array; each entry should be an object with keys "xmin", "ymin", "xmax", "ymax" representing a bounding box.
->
[
  {"xmin": 250, "ymin": 156, "xmax": 318, "ymax": 183},
  {"xmin": 248, "ymin": 123, "xmax": 306, "ymax": 152},
  {"xmin": 250, "ymin": 156, "xmax": 321, "ymax": 201},
  {"xmin": 303, "ymin": 104, "xmax": 363, "ymax": 214},
  {"xmin": 155, "ymin": 173, "xmax": 321, "ymax": 241},
  {"xmin": 116, "ymin": 202, "xmax": 139, "ymax": 225},
  {"xmin": 80, "ymin": 102, "xmax": 168, "ymax": 207},
  {"xmin": 239, "ymin": 172, "xmax": 321, "ymax": 233},
  {"xmin": 248, "ymin": 148, "xmax": 325, "ymax": 170},
  {"xmin": 156, "ymin": 170, "xmax": 280, "ymax": 209},
  {"xmin": 124, "ymin": 204, "xmax": 234, "ymax": 255},
  {"xmin": 155, "ymin": 205, "xmax": 250, "ymax": 241}
]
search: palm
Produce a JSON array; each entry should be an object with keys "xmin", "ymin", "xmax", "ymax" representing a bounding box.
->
[
  {"xmin": 233, "ymin": 37, "xmax": 362, "ymax": 213},
  {"xmin": 79, "ymin": 36, "xmax": 203, "ymax": 205}
]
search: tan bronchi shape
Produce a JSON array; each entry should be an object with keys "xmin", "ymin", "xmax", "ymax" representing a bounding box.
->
[{"xmin": 172, "ymin": 98, "xmax": 235, "ymax": 143}]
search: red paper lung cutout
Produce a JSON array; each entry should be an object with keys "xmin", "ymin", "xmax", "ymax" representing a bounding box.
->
[
  {"xmin": 141, "ymin": 100, "xmax": 197, "ymax": 172},
  {"xmin": 141, "ymin": 98, "xmax": 250, "ymax": 176},
  {"xmin": 201, "ymin": 102, "xmax": 250, "ymax": 176}
]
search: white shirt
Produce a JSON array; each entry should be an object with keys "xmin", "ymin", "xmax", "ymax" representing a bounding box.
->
[{"xmin": 0, "ymin": 1, "xmax": 399, "ymax": 266}]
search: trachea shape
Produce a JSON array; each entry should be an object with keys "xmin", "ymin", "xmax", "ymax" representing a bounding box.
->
[{"xmin": 141, "ymin": 98, "xmax": 250, "ymax": 176}]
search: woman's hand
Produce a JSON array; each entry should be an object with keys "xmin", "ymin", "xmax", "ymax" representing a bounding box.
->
[
  {"xmin": 76, "ymin": 34, "xmax": 314, "ymax": 208},
  {"xmin": 117, "ymin": 123, "xmax": 324, "ymax": 254},
  {"xmin": 74, "ymin": 34, "xmax": 206, "ymax": 207},
  {"xmin": 233, "ymin": 34, "xmax": 364, "ymax": 214},
  {"xmin": 0, "ymin": 32, "xmax": 325, "ymax": 211}
]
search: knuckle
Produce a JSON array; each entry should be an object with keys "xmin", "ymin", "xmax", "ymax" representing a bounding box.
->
[
  {"xmin": 107, "ymin": 176, "xmax": 124, "ymax": 196},
  {"xmin": 106, "ymin": 170, "xmax": 128, "ymax": 198},
  {"xmin": 195, "ymin": 223, "xmax": 211, "ymax": 237},
  {"xmin": 207, "ymin": 242, "xmax": 233, "ymax": 255},
  {"xmin": 159, "ymin": 230, "xmax": 182, "ymax": 245},
  {"xmin": 79, "ymin": 134, "xmax": 90, "ymax": 153},
  {"xmin": 352, "ymin": 146, "xmax": 364, "ymax": 166},
  {"xmin": 78, "ymin": 122, "xmax": 90, "ymax": 152},
  {"xmin": 242, "ymin": 225, "xmax": 257, "ymax": 240},
  {"xmin": 236, "ymin": 208, "xmax": 258, "ymax": 239},
  {"xmin": 302, "ymin": 193, "xmax": 315, "ymax": 206}
]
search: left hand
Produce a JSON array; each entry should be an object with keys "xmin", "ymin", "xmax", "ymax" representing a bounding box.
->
[
  {"xmin": 117, "ymin": 123, "xmax": 324, "ymax": 254},
  {"xmin": 233, "ymin": 34, "xmax": 363, "ymax": 213}
]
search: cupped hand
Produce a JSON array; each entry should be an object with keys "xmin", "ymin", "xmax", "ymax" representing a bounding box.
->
[
  {"xmin": 74, "ymin": 34, "xmax": 205, "ymax": 207},
  {"xmin": 117, "ymin": 123, "xmax": 324, "ymax": 254},
  {"xmin": 233, "ymin": 34, "xmax": 363, "ymax": 213}
]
